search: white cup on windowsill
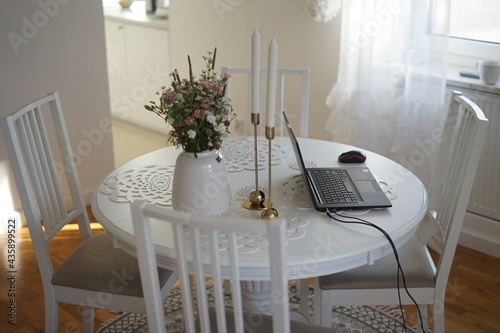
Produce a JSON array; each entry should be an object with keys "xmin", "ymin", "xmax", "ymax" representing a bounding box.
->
[{"xmin": 476, "ymin": 60, "xmax": 500, "ymax": 85}]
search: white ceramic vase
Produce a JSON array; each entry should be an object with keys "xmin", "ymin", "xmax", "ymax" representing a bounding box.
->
[{"xmin": 172, "ymin": 150, "xmax": 231, "ymax": 216}]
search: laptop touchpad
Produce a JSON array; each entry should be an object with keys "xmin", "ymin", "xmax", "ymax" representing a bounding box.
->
[{"xmin": 354, "ymin": 180, "xmax": 377, "ymax": 193}]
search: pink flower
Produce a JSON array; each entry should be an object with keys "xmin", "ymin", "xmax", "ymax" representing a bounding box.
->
[
  {"xmin": 194, "ymin": 110, "xmax": 201, "ymax": 118},
  {"xmin": 223, "ymin": 72, "xmax": 232, "ymax": 78},
  {"xmin": 185, "ymin": 117, "xmax": 195, "ymax": 125},
  {"xmin": 163, "ymin": 91, "xmax": 174, "ymax": 104}
]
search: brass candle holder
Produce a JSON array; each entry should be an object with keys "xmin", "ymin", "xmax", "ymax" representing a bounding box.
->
[
  {"xmin": 261, "ymin": 126, "xmax": 278, "ymax": 219},
  {"xmin": 243, "ymin": 113, "xmax": 266, "ymax": 210}
]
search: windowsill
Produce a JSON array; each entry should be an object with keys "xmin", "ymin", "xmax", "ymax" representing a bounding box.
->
[{"xmin": 447, "ymin": 64, "xmax": 500, "ymax": 95}]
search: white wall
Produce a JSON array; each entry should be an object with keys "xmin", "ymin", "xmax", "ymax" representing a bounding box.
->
[
  {"xmin": 0, "ymin": 0, "xmax": 114, "ymax": 232},
  {"xmin": 168, "ymin": 0, "xmax": 341, "ymax": 139}
]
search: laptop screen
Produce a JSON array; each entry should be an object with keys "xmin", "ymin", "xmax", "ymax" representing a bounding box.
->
[{"xmin": 283, "ymin": 112, "xmax": 308, "ymax": 177}]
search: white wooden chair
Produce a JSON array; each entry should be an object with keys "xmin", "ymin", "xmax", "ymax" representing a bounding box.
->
[
  {"xmin": 131, "ymin": 200, "xmax": 336, "ymax": 333},
  {"xmin": 0, "ymin": 92, "xmax": 178, "ymax": 333},
  {"xmin": 311, "ymin": 91, "xmax": 489, "ymax": 332},
  {"xmin": 221, "ymin": 67, "xmax": 310, "ymax": 137}
]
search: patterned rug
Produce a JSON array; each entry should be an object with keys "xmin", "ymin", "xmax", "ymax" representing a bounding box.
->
[{"xmin": 98, "ymin": 284, "xmax": 418, "ymax": 333}]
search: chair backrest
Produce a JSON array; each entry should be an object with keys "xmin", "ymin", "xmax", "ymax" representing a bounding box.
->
[
  {"xmin": 221, "ymin": 67, "xmax": 310, "ymax": 137},
  {"xmin": 0, "ymin": 92, "xmax": 92, "ymax": 285},
  {"xmin": 131, "ymin": 200, "xmax": 290, "ymax": 333},
  {"xmin": 424, "ymin": 90, "xmax": 488, "ymax": 288}
]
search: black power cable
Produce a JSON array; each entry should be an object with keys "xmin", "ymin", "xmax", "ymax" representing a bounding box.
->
[{"xmin": 325, "ymin": 209, "xmax": 426, "ymax": 333}]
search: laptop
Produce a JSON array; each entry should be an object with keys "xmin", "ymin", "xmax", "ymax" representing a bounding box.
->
[{"xmin": 283, "ymin": 112, "xmax": 392, "ymax": 211}]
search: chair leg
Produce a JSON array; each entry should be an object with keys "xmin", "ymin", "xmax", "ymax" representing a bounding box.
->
[
  {"xmin": 190, "ymin": 275, "xmax": 197, "ymax": 316},
  {"xmin": 320, "ymin": 290, "xmax": 333, "ymax": 327},
  {"xmin": 312, "ymin": 281, "xmax": 321, "ymax": 325},
  {"xmin": 432, "ymin": 302, "xmax": 445, "ymax": 333},
  {"xmin": 313, "ymin": 280, "xmax": 332, "ymax": 327},
  {"xmin": 223, "ymin": 279, "xmax": 232, "ymax": 296},
  {"xmin": 82, "ymin": 306, "xmax": 94, "ymax": 333},
  {"xmin": 45, "ymin": 297, "xmax": 58, "ymax": 333},
  {"xmin": 298, "ymin": 279, "xmax": 310, "ymax": 318}
]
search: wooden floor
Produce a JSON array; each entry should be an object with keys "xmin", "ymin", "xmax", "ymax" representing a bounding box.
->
[{"xmin": 1, "ymin": 209, "xmax": 499, "ymax": 333}]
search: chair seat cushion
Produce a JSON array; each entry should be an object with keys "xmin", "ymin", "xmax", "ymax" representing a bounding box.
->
[
  {"xmin": 52, "ymin": 233, "xmax": 174, "ymax": 297},
  {"xmin": 319, "ymin": 235, "xmax": 436, "ymax": 290},
  {"xmin": 200, "ymin": 307, "xmax": 334, "ymax": 332}
]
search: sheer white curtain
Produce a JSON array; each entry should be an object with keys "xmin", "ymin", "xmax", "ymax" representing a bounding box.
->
[{"xmin": 325, "ymin": 0, "xmax": 450, "ymax": 187}]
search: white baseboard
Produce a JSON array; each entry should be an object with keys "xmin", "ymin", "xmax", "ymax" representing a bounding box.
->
[
  {"xmin": 83, "ymin": 187, "xmax": 96, "ymax": 207},
  {"xmin": 459, "ymin": 211, "xmax": 500, "ymax": 258}
]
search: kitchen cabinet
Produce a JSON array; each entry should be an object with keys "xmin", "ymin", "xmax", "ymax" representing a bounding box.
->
[{"xmin": 104, "ymin": 2, "xmax": 171, "ymax": 133}]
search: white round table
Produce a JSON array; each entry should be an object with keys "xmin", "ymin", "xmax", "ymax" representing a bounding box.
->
[{"xmin": 91, "ymin": 136, "xmax": 427, "ymax": 311}]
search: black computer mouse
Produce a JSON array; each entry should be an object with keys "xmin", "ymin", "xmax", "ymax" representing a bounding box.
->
[{"xmin": 338, "ymin": 150, "xmax": 366, "ymax": 163}]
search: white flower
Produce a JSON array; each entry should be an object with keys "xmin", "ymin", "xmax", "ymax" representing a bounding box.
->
[
  {"xmin": 215, "ymin": 123, "xmax": 226, "ymax": 134},
  {"xmin": 206, "ymin": 114, "xmax": 217, "ymax": 126},
  {"xmin": 187, "ymin": 129, "xmax": 197, "ymax": 139}
]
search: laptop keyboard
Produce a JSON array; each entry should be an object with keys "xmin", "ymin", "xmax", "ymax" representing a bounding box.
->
[{"xmin": 308, "ymin": 169, "xmax": 359, "ymax": 204}]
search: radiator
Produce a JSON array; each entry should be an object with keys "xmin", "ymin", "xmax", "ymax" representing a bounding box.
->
[{"xmin": 446, "ymin": 87, "xmax": 500, "ymax": 222}]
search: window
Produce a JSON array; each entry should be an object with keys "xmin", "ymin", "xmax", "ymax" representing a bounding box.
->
[
  {"xmin": 450, "ymin": 0, "xmax": 499, "ymax": 44},
  {"xmin": 448, "ymin": 0, "xmax": 500, "ymax": 64}
]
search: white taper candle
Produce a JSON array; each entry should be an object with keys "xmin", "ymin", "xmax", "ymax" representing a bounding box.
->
[
  {"xmin": 266, "ymin": 38, "xmax": 277, "ymax": 127},
  {"xmin": 251, "ymin": 28, "xmax": 260, "ymax": 115}
]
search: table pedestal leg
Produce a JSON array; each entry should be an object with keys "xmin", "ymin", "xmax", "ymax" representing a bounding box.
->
[
  {"xmin": 240, "ymin": 281, "xmax": 273, "ymax": 314},
  {"xmin": 240, "ymin": 281, "xmax": 309, "ymax": 323}
]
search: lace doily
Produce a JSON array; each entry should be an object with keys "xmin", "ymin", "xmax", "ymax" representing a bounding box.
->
[
  {"xmin": 288, "ymin": 159, "xmax": 317, "ymax": 170},
  {"xmin": 377, "ymin": 178, "xmax": 398, "ymax": 201},
  {"xmin": 100, "ymin": 165, "xmax": 175, "ymax": 206},
  {"xmin": 276, "ymin": 174, "xmax": 314, "ymax": 210},
  {"xmin": 204, "ymin": 200, "xmax": 309, "ymax": 254},
  {"xmin": 236, "ymin": 185, "xmax": 268, "ymax": 198},
  {"xmin": 221, "ymin": 137, "xmax": 288, "ymax": 172}
]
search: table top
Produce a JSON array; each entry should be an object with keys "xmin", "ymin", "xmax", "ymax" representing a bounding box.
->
[{"xmin": 91, "ymin": 136, "xmax": 428, "ymax": 280}]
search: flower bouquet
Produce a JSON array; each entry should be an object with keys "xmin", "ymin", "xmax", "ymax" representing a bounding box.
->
[
  {"xmin": 145, "ymin": 48, "xmax": 234, "ymax": 215},
  {"xmin": 145, "ymin": 48, "xmax": 235, "ymax": 159}
]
